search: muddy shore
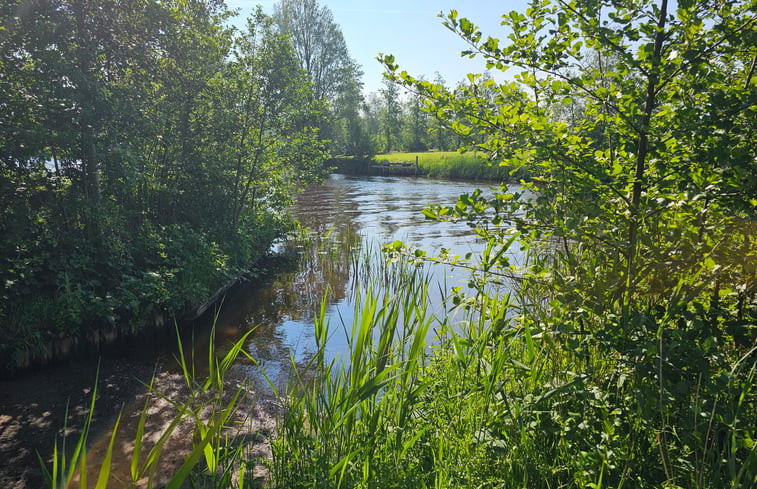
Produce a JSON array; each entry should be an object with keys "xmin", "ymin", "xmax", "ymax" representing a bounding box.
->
[{"xmin": 0, "ymin": 351, "xmax": 275, "ymax": 489}]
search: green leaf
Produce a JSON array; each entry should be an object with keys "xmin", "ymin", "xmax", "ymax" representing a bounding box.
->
[{"xmin": 94, "ymin": 410, "xmax": 122, "ymax": 489}]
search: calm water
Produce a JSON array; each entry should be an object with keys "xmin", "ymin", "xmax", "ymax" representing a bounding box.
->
[{"xmin": 207, "ymin": 174, "xmax": 523, "ymax": 388}]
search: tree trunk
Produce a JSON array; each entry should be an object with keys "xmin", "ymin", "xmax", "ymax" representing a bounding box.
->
[{"xmin": 624, "ymin": 0, "xmax": 668, "ymax": 315}]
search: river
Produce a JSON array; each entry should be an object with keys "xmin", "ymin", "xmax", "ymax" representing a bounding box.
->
[{"xmin": 206, "ymin": 174, "xmax": 523, "ymax": 390}]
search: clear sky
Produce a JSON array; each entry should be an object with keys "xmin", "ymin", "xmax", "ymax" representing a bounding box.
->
[{"xmin": 225, "ymin": 0, "xmax": 529, "ymax": 95}]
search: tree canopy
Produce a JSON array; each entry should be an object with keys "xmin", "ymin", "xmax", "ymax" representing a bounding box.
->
[
  {"xmin": 0, "ymin": 0, "xmax": 326, "ymax": 371},
  {"xmin": 272, "ymin": 0, "xmax": 368, "ymax": 156}
]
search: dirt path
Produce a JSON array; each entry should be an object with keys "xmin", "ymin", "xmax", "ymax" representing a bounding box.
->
[
  {"xmin": 0, "ymin": 355, "xmax": 276, "ymax": 489},
  {"xmin": 1, "ymin": 357, "xmax": 153, "ymax": 488}
]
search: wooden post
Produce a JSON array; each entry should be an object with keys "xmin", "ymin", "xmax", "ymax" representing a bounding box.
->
[{"xmin": 415, "ymin": 155, "xmax": 419, "ymax": 175}]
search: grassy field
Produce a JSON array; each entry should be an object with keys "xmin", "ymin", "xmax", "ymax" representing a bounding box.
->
[{"xmin": 373, "ymin": 151, "xmax": 524, "ymax": 181}]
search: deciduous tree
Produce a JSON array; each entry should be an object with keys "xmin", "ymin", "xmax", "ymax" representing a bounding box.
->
[{"xmin": 382, "ymin": 0, "xmax": 756, "ymax": 485}]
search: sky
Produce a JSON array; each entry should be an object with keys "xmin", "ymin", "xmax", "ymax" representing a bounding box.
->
[{"xmin": 225, "ymin": 0, "xmax": 530, "ymax": 95}]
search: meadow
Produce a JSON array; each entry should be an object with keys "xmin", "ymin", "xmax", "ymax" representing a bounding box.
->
[
  {"xmin": 373, "ymin": 151, "xmax": 526, "ymax": 181},
  {"xmin": 327, "ymin": 151, "xmax": 524, "ymax": 181}
]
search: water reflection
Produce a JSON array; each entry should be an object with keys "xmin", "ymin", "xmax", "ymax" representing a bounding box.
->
[
  {"xmin": 299, "ymin": 175, "xmax": 484, "ymax": 251},
  {"xmin": 205, "ymin": 175, "xmax": 522, "ymax": 390}
]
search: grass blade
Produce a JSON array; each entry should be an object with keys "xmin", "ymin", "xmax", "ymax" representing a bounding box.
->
[{"xmin": 94, "ymin": 409, "xmax": 122, "ymax": 489}]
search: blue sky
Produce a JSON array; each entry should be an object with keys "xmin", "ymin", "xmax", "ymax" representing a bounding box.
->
[{"xmin": 226, "ymin": 1, "xmax": 529, "ymax": 94}]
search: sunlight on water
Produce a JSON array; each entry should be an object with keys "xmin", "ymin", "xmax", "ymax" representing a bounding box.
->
[{"xmin": 212, "ymin": 174, "xmax": 524, "ymax": 390}]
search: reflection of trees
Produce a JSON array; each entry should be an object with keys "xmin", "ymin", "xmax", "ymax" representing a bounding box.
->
[
  {"xmin": 293, "ymin": 175, "xmax": 360, "ymax": 234},
  {"xmin": 182, "ymin": 175, "xmax": 513, "ymax": 388},
  {"xmin": 289, "ymin": 175, "xmax": 363, "ymax": 309},
  {"xmin": 178, "ymin": 177, "xmax": 515, "ymax": 372},
  {"xmin": 192, "ymin": 177, "xmax": 363, "ymax": 384}
]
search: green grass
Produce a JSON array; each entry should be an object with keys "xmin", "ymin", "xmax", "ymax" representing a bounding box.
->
[
  {"xmin": 374, "ymin": 151, "xmax": 525, "ymax": 181},
  {"xmin": 267, "ymin": 245, "xmax": 757, "ymax": 488},
  {"xmin": 44, "ymin": 235, "xmax": 757, "ymax": 488},
  {"xmin": 374, "ymin": 150, "xmax": 478, "ymax": 166}
]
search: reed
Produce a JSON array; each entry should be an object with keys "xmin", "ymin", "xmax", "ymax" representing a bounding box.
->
[
  {"xmin": 41, "ymin": 237, "xmax": 756, "ymax": 488},
  {"xmin": 41, "ymin": 319, "xmax": 256, "ymax": 489},
  {"xmin": 267, "ymin": 246, "xmax": 757, "ymax": 488},
  {"xmin": 269, "ymin": 253, "xmax": 437, "ymax": 488}
]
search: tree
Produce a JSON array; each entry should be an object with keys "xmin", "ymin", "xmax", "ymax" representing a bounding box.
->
[
  {"xmin": 140, "ymin": 0, "xmax": 234, "ymax": 229},
  {"xmin": 272, "ymin": 0, "xmax": 364, "ymax": 155},
  {"xmin": 363, "ymin": 91, "xmax": 383, "ymax": 151},
  {"xmin": 403, "ymin": 81, "xmax": 430, "ymax": 152},
  {"xmin": 273, "ymin": 0, "xmax": 359, "ymax": 102},
  {"xmin": 385, "ymin": 0, "xmax": 756, "ymax": 317},
  {"xmin": 383, "ymin": 0, "xmax": 756, "ymax": 485},
  {"xmin": 427, "ymin": 73, "xmax": 454, "ymax": 151},
  {"xmin": 0, "ymin": 0, "xmax": 327, "ymax": 371},
  {"xmin": 212, "ymin": 9, "xmax": 327, "ymax": 237},
  {"xmin": 331, "ymin": 71, "xmax": 374, "ymax": 156},
  {"xmin": 379, "ymin": 77, "xmax": 403, "ymax": 153}
]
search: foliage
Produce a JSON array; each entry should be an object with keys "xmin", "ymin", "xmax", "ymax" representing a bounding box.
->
[
  {"xmin": 382, "ymin": 0, "xmax": 757, "ymax": 321},
  {"xmin": 378, "ymin": 78, "xmax": 404, "ymax": 153},
  {"xmin": 367, "ymin": 0, "xmax": 755, "ymax": 486},
  {"xmin": 332, "ymin": 74, "xmax": 375, "ymax": 157},
  {"xmin": 404, "ymin": 89, "xmax": 430, "ymax": 152},
  {"xmin": 272, "ymin": 0, "xmax": 367, "ymax": 156},
  {"xmin": 0, "ymin": 0, "xmax": 326, "ymax": 371},
  {"xmin": 359, "ymin": 72, "xmax": 511, "ymax": 155},
  {"xmin": 268, "ymin": 248, "xmax": 756, "ymax": 488},
  {"xmin": 12, "ymin": 0, "xmax": 757, "ymax": 486}
]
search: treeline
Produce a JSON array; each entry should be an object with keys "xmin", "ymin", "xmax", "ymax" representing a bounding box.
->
[
  {"xmin": 344, "ymin": 77, "xmax": 462, "ymax": 155},
  {"xmin": 0, "ymin": 0, "xmax": 328, "ymax": 371},
  {"xmin": 334, "ymin": 75, "xmax": 502, "ymax": 157}
]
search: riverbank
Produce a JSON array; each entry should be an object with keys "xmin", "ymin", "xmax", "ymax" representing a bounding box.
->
[
  {"xmin": 327, "ymin": 152, "xmax": 529, "ymax": 181},
  {"xmin": 0, "ymin": 247, "xmax": 299, "ymax": 378},
  {"xmin": 2, "ymin": 175, "xmax": 497, "ymax": 488},
  {"xmin": 0, "ymin": 356, "xmax": 154, "ymax": 489},
  {"xmin": 0, "ymin": 247, "xmax": 307, "ymax": 488},
  {"xmin": 0, "ymin": 317, "xmax": 279, "ymax": 489}
]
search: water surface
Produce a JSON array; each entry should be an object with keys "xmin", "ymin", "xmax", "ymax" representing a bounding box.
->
[{"xmin": 212, "ymin": 174, "xmax": 523, "ymax": 388}]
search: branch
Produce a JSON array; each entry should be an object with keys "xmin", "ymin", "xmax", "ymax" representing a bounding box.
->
[{"xmin": 655, "ymin": 14, "xmax": 757, "ymax": 96}]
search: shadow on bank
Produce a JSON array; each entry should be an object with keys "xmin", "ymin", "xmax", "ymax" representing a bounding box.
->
[{"xmin": 0, "ymin": 251, "xmax": 301, "ymax": 378}]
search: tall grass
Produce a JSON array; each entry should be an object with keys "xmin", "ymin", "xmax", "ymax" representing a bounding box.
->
[
  {"xmin": 267, "ymin": 247, "xmax": 757, "ymax": 488},
  {"xmin": 41, "ymin": 238, "xmax": 756, "ymax": 488},
  {"xmin": 269, "ymin": 255, "xmax": 437, "ymax": 488}
]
